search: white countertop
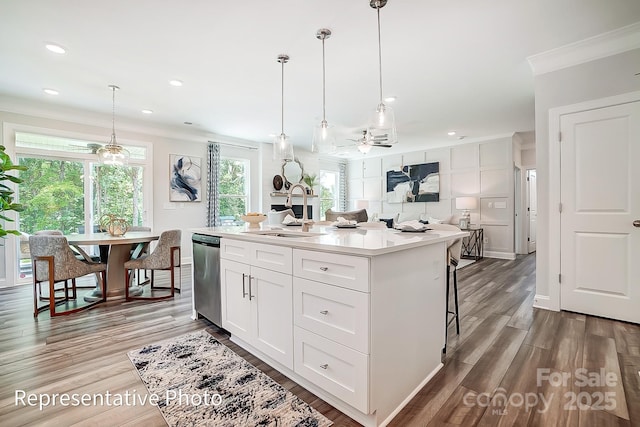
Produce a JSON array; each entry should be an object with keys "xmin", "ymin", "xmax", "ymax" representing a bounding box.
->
[{"xmin": 191, "ymin": 224, "xmax": 467, "ymax": 256}]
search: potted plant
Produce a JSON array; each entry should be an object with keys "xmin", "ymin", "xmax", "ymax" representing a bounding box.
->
[
  {"xmin": 302, "ymin": 173, "xmax": 319, "ymax": 195},
  {"xmin": 0, "ymin": 145, "xmax": 26, "ymax": 238}
]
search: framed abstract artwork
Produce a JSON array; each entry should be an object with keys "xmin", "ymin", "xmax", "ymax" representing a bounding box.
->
[
  {"xmin": 386, "ymin": 161, "xmax": 440, "ymax": 203},
  {"xmin": 170, "ymin": 154, "xmax": 202, "ymax": 202}
]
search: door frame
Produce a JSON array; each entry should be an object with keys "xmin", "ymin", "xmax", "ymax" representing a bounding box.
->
[
  {"xmin": 547, "ymin": 90, "xmax": 640, "ymax": 312},
  {"xmin": 526, "ymin": 169, "xmax": 537, "ymax": 253}
]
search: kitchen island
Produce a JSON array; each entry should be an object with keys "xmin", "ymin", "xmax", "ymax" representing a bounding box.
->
[{"xmin": 191, "ymin": 224, "xmax": 466, "ymax": 427}]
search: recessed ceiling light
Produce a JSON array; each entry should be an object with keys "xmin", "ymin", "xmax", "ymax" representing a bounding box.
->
[
  {"xmin": 384, "ymin": 96, "xmax": 396, "ymax": 103},
  {"xmin": 268, "ymin": 133, "xmax": 277, "ymax": 138},
  {"xmin": 45, "ymin": 43, "xmax": 66, "ymax": 54},
  {"xmin": 43, "ymin": 88, "xmax": 59, "ymax": 95},
  {"xmin": 169, "ymin": 79, "xmax": 183, "ymax": 87},
  {"xmin": 141, "ymin": 109, "xmax": 153, "ymax": 114},
  {"xmin": 447, "ymin": 131, "xmax": 456, "ymax": 136}
]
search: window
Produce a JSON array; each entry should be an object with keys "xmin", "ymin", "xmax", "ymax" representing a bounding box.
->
[
  {"xmin": 219, "ymin": 157, "xmax": 249, "ymax": 225},
  {"xmin": 319, "ymin": 170, "xmax": 338, "ymax": 220},
  {"xmin": 13, "ymin": 131, "xmax": 150, "ymax": 282}
]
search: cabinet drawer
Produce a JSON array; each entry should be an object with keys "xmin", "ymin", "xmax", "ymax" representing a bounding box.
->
[
  {"xmin": 220, "ymin": 238, "xmax": 251, "ymax": 261},
  {"xmin": 251, "ymin": 242, "xmax": 292, "ymax": 275},
  {"xmin": 294, "ymin": 278, "xmax": 369, "ymax": 353},
  {"xmin": 294, "ymin": 326, "xmax": 368, "ymax": 413},
  {"xmin": 220, "ymin": 239, "xmax": 292, "ymax": 275},
  {"xmin": 293, "ymin": 249, "xmax": 369, "ymax": 292}
]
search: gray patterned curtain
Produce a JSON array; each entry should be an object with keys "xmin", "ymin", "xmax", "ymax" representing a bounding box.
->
[
  {"xmin": 206, "ymin": 143, "xmax": 221, "ymax": 227},
  {"xmin": 338, "ymin": 161, "xmax": 347, "ymax": 211}
]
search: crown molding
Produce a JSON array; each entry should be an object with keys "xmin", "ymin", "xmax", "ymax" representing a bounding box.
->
[{"xmin": 527, "ymin": 22, "xmax": 640, "ymax": 76}]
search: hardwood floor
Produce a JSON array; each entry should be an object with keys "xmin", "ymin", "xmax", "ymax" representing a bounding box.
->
[{"xmin": 0, "ymin": 254, "xmax": 638, "ymax": 426}]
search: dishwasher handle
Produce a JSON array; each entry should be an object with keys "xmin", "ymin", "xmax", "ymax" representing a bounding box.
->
[{"xmin": 192, "ymin": 234, "xmax": 220, "ymax": 247}]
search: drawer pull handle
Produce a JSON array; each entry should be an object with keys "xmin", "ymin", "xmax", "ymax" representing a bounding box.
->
[
  {"xmin": 242, "ymin": 273, "xmax": 248, "ymax": 298},
  {"xmin": 319, "ymin": 266, "xmax": 329, "ymax": 271},
  {"xmin": 320, "ymin": 310, "xmax": 329, "ymax": 315},
  {"xmin": 320, "ymin": 364, "xmax": 328, "ymax": 370}
]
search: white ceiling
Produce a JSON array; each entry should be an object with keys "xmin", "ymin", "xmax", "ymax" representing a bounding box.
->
[{"xmin": 1, "ymin": 0, "xmax": 639, "ymax": 157}]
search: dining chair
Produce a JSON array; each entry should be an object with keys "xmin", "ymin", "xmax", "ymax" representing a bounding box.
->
[
  {"xmin": 427, "ymin": 223, "xmax": 463, "ymax": 351},
  {"xmin": 29, "ymin": 234, "xmax": 107, "ymax": 317},
  {"xmin": 128, "ymin": 226, "xmax": 152, "ymax": 286},
  {"xmin": 124, "ymin": 229, "xmax": 181, "ymax": 301},
  {"xmin": 325, "ymin": 208, "xmax": 368, "ymax": 223}
]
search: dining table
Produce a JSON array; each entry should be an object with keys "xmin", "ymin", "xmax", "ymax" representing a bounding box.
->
[{"xmin": 66, "ymin": 231, "xmax": 160, "ymax": 301}]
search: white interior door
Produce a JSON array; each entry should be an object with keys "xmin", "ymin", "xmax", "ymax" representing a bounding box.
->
[
  {"xmin": 527, "ymin": 169, "xmax": 537, "ymax": 253},
  {"xmin": 560, "ymin": 101, "xmax": 640, "ymax": 324}
]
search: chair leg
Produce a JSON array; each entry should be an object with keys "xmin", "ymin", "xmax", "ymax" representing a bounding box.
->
[
  {"xmin": 49, "ymin": 276, "xmax": 56, "ymax": 317},
  {"xmin": 125, "ymin": 269, "xmax": 131, "ymax": 301},
  {"xmin": 444, "ymin": 264, "xmax": 450, "ymax": 352},
  {"xmin": 33, "ymin": 279, "xmax": 38, "ymax": 318},
  {"xmin": 453, "ymin": 268, "xmax": 460, "ymax": 335}
]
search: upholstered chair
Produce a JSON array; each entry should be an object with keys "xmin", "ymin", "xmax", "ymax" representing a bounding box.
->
[
  {"xmin": 325, "ymin": 208, "xmax": 369, "ymax": 223},
  {"xmin": 427, "ymin": 223, "xmax": 463, "ymax": 349},
  {"xmin": 128, "ymin": 226, "xmax": 152, "ymax": 286},
  {"xmin": 29, "ymin": 235, "xmax": 107, "ymax": 317},
  {"xmin": 124, "ymin": 229, "xmax": 181, "ymax": 301}
]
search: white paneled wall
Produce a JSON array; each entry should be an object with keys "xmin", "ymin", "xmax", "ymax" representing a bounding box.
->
[{"xmin": 348, "ymin": 136, "xmax": 516, "ymax": 258}]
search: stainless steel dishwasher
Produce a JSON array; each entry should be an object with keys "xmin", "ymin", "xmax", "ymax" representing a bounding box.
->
[{"xmin": 192, "ymin": 234, "xmax": 221, "ymax": 327}]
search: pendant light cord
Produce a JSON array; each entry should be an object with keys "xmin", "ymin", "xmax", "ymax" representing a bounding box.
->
[
  {"xmin": 111, "ymin": 86, "xmax": 116, "ymax": 139},
  {"xmin": 322, "ymin": 36, "xmax": 326, "ymax": 122},
  {"xmin": 376, "ymin": 6, "xmax": 384, "ymax": 104},
  {"xmin": 281, "ymin": 58, "xmax": 285, "ymax": 135}
]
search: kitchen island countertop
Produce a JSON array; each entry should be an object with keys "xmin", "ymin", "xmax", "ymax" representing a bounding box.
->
[{"xmin": 191, "ymin": 224, "xmax": 466, "ymax": 257}]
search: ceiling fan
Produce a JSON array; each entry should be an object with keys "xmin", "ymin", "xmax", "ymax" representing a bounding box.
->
[
  {"xmin": 343, "ymin": 129, "xmax": 392, "ymax": 154},
  {"xmin": 68, "ymin": 142, "xmax": 103, "ymax": 154}
]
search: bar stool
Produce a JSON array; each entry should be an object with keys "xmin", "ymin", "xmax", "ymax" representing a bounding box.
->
[{"xmin": 427, "ymin": 223, "xmax": 462, "ymax": 353}]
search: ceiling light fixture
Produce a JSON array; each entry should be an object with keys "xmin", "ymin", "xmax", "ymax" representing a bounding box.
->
[
  {"xmin": 45, "ymin": 43, "xmax": 66, "ymax": 54},
  {"xmin": 448, "ymin": 131, "xmax": 456, "ymax": 136},
  {"xmin": 97, "ymin": 85, "xmax": 130, "ymax": 166},
  {"xmin": 311, "ymin": 28, "xmax": 336, "ymax": 155},
  {"xmin": 357, "ymin": 141, "xmax": 373, "ymax": 154},
  {"xmin": 169, "ymin": 79, "xmax": 183, "ymax": 87},
  {"xmin": 367, "ymin": 0, "xmax": 397, "ymax": 146},
  {"xmin": 43, "ymin": 88, "xmax": 59, "ymax": 95},
  {"xmin": 273, "ymin": 54, "xmax": 294, "ymax": 162},
  {"xmin": 384, "ymin": 96, "xmax": 396, "ymax": 103},
  {"xmin": 141, "ymin": 109, "xmax": 153, "ymax": 114}
]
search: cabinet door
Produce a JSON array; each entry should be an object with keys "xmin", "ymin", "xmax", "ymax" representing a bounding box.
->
[
  {"xmin": 220, "ymin": 259, "xmax": 251, "ymax": 341},
  {"xmin": 250, "ymin": 266, "xmax": 293, "ymax": 369}
]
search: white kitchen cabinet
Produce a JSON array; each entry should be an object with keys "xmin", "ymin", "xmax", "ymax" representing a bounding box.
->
[
  {"xmin": 220, "ymin": 258, "xmax": 251, "ymax": 341},
  {"xmin": 220, "ymin": 258, "xmax": 293, "ymax": 369},
  {"xmin": 212, "ymin": 234, "xmax": 449, "ymax": 427}
]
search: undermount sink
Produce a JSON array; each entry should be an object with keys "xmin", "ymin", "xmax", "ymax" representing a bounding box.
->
[{"xmin": 242, "ymin": 230, "xmax": 325, "ymax": 238}]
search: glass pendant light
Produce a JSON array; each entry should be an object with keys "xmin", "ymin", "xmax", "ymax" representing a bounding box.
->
[
  {"xmin": 97, "ymin": 85, "xmax": 130, "ymax": 165},
  {"xmin": 311, "ymin": 28, "xmax": 336, "ymax": 155},
  {"xmin": 367, "ymin": 0, "xmax": 398, "ymax": 146},
  {"xmin": 273, "ymin": 55, "xmax": 295, "ymax": 162}
]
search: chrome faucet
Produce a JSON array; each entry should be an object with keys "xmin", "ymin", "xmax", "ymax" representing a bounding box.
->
[{"xmin": 285, "ymin": 183, "xmax": 310, "ymax": 231}]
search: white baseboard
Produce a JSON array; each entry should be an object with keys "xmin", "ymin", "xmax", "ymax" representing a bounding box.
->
[
  {"xmin": 484, "ymin": 251, "xmax": 516, "ymax": 260},
  {"xmin": 533, "ymin": 294, "xmax": 557, "ymax": 311}
]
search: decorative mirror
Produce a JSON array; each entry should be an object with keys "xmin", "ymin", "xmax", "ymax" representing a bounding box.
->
[{"xmin": 281, "ymin": 158, "xmax": 304, "ymax": 188}]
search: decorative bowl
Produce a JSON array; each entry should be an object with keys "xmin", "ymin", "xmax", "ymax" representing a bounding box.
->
[{"xmin": 241, "ymin": 214, "xmax": 267, "ymax": 228}]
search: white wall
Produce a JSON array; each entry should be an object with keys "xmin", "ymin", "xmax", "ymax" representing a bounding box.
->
[
  {"xmin": 348, "ymin": 136, "xmax": 518, "ymax": 258},
  {"xmin": 532, "ymin": 48, "xmax": 640, "ymax": 307}
]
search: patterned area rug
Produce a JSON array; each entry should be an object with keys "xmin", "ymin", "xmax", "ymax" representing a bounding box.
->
[{"xmin": 128, "ymin": 330, "xmax": 332, "ymax": 427}]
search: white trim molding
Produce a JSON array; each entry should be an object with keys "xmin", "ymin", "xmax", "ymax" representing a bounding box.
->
[
  {"xmin": 483, "ymin": 251, "xmax": 516, "ymax": 260},
  {"xmin": 533, "ymin": 294, "xmax": 554, "ymax": 311},
  {"xmin": 527, "ymin": 22, "xmax": 640, "ymax": 75}
]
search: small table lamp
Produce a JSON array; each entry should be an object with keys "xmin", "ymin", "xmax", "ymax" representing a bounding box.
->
[{"xmin": 456, "ymin": 197, "xmax": 477, "ymax": 223}]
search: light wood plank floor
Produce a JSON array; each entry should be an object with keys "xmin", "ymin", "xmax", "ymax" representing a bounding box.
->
[{"xmin": 0, "ymin": 254, "xmax": 638, "ymax": 426}]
